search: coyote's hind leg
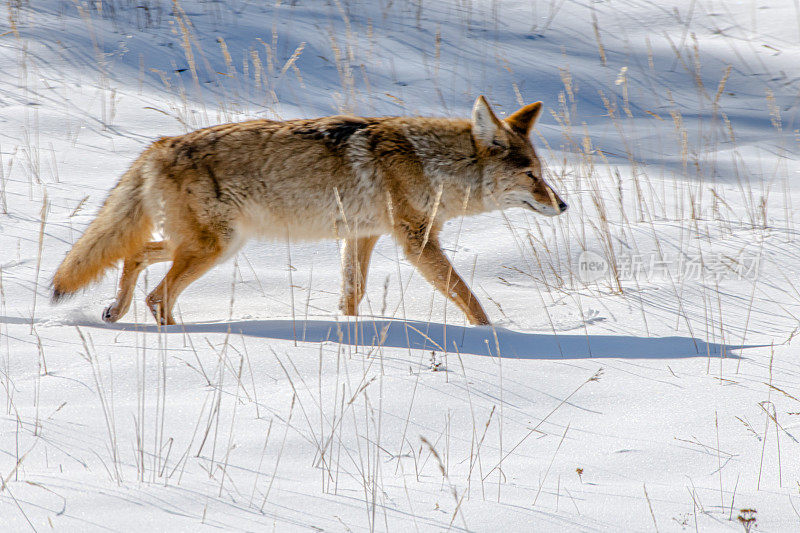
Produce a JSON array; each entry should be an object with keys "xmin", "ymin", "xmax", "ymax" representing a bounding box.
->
[
  {"xmin": 146, "ymin": 242, "xmax": 224, "ymax": 326},
  {"xmin": 103, "ymin": 241, "xmax": 172, "ymax": 322},
  {"xmin": 339, "ymin": 236, "xmax": 379, "ymax": 316}
]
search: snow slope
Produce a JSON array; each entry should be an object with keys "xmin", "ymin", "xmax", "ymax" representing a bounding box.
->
[{"xmin": 2, "ymin": 0, "xmax": 800, "ymax": 530}]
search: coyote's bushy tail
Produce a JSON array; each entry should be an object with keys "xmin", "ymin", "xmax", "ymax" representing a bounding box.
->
[{"xmin": 52, "ymin": 158, "xmax": 152, "ymax": 302}]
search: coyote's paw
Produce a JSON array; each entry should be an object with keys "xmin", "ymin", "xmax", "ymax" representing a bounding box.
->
[
  {"xmin": 339, "ymin": 297, "xmax": 359, "ymax": 316},
  {"xmin": 467, "ymin": 312, "xmax": 492, "ymax": 326},
  {"xmin": 339, "ymin": 302, "xmax": 358, "ymax": 316},
  {"xmin": 102, "ymin": 304, "xmax": 121, "ymax": 323},
  {"xmin": 146, "ymin": 297, "xmax": 175, "ymax": 326}
]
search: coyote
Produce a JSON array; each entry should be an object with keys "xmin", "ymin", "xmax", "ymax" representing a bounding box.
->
[{"xmin": 52, "ymin": 96, "xmax": 567, "ymax": 326}]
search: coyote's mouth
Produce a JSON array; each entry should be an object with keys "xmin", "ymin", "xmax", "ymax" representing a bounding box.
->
[{"xmin": 522, "ymin": 199, "xmax": 561, "ymax": 217}]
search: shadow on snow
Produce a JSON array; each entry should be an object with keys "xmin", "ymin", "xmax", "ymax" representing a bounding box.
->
[{"xmin": 114, "ymin": 317, "xmax": 748, "ymax": 359}]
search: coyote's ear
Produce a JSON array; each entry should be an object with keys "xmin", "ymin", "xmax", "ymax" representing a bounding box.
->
[
  {"xmin": 471, "ymin": 95, "xmax": 507, "ymax": 148},
  {"xmin": 505, "ymin": 101, "xmax": 543, "ymax": 137}
]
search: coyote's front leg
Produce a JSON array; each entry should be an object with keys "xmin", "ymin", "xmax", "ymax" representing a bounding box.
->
[
  {"xmin": 395, "ymin": 224, "xmax": 490, "ymax": 326},
  {"xmin": 339, "ymin": 236, "xmax": 380, "ymax": 316}
]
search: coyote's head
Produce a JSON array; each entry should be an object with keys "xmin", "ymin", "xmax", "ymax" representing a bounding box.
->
[{"xmin": 471, "ymin": 96, "xmax": 567, "ymax": 217}]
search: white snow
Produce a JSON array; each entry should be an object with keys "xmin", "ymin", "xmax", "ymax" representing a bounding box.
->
[{"xmin": 2, "ymin": 0, "xmax": 800, "ymax": 531}]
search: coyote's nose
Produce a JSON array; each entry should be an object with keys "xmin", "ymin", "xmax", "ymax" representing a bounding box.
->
[{"xmin": 558, "ymin": 200, "xmax": 568, "ymax": 212}]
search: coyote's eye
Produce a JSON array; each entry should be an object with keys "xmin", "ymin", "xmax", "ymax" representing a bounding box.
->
[{"xmin": 526, "ymin": 171, "xmax": 536, "ymax": 180}]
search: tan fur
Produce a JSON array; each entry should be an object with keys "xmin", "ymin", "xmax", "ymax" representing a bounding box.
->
[
  {"xmin": 52, "ymin": 96, "xmax": 567, "ymax": 326},
  {"xmin": 52, "ymin": 155, "xmax": 153, "ymax": 298}
]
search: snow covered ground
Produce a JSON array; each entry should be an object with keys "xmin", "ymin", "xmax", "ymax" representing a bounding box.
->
[{"xmin": 2, "ymin": 0, "xmax": 800, "ymax": 530}]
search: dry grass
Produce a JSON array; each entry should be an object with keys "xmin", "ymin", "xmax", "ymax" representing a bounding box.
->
[{"xmin": 1, "ymin": 0, "xmax": 797, "ymax": 529}]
